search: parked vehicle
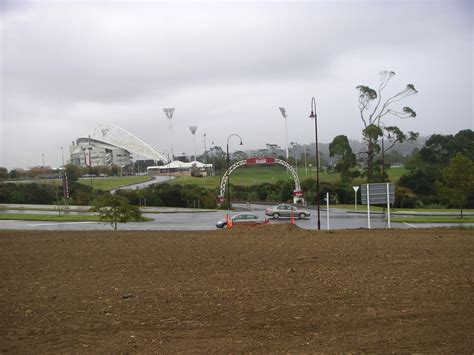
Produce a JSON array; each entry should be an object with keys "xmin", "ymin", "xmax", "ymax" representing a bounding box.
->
[
  {"xmin": 216, "ymin": 213, "xmax": 267, "ymax": 228},
  {"xmin": 265, "ymin": 204, "xmax": 311, "ymax": 219}
]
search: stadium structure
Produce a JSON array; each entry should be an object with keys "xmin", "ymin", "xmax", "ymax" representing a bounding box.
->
[{"xmin": 70, "ymin": 124, "xmax": 168, "ymax": 168}]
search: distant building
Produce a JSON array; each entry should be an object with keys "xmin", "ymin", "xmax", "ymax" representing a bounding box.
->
[
  {"xmin": 70, "ymin": 138, "xmax": 132, "ymax": 167},
  {"xmin": 147, "ymin": 160, "xmax": 213, "ymax": 177},
  {"xmin": 70, "ymin": 124, "xmax": 167, "ymax": 168}
]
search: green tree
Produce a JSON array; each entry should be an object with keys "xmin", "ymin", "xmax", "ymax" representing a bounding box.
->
[
  {"xmin": 357, "ymin": 70, "xmax": 418, "ymax": 182},
  {"xmin": 400, "ymin": 130, "xmax": 474, "ymax": 199},
  {"xmin": 90, "ymin": 194, "xmax": 142, "ymax": 230},
  {"xmin": 329, "ymin": 135, "xmax": 359, "ymax": 184},
  {"xmin": 437, "ymin": 154, "xmax": 474, "ymax": 217},
  {"xmin": 0, "ymin": 167, "xmax": 8, "ymax": 180},
  {"xmin": 65, "ymin": 164, "xmax": 81, "ymax": 184}
]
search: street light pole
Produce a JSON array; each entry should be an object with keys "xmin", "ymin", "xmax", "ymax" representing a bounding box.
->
[
  {"xmin": 163, "ymin": 108, "xmax": 175, "ymax": 161},
  {"xmin": 42, "ymin": 153, "xmax": 45, "ymax": 168},
  {"xmin": 278, "ymin": 107, "xmax": 289, "ymax": 162},
  {"xmin": 309, "ymin": 97, "xmax": 321, "ymax": 230},
  {"xmin": 304, "ymin": 147, "xmax": 308, "ymax": 176},
  {"xmin": 226, "ymin": 134, "xmax": 243, "ymax": 209}
]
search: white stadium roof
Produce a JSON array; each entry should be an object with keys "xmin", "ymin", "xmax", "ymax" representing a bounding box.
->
[
  {"xmin": 85, "ymin": 124, "xmax": 168, "ymax": 162},
  {"xmin": 147, "ymin": 160, "xmax": 212, "ymax": 171}
]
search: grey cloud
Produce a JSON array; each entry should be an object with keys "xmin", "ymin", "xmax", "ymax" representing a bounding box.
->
[{"xmin": 1, "ymin": 0, "xmax": 472, "ymax": 169}]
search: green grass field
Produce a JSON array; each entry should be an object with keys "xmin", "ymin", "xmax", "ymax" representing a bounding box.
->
[
  {"xmin": 167, "ymin": 166, "xmax": 405, "ymax": 189},
  {"xmin": 78, "ymin": 176, "xmax": 151, "ymax": 190}
]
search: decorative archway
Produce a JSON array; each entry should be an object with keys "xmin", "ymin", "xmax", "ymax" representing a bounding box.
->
[{"xmin": 218, "ymin": 157, "xmax": 303, "ymax": 205}]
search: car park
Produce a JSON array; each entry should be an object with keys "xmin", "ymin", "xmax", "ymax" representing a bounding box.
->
[
  {"xmin": 216, "ymin": 213, "xmax": 267, "ymax": 228},
  {"xmin": 265, "ymin": 204, "xmax": 311, "ymax": 219}
]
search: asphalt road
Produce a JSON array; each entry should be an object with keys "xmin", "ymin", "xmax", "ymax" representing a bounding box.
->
[
  {"xmin": 110, "ymin": 175, "xmax": 175, "ymax": 193},
  {"xmin": 2, "ymin": 202, "xmax": 473, "ymax": 231},
  {"xmin": 3, "ymin": 205, "xmax": 472, "ymax": 231}
]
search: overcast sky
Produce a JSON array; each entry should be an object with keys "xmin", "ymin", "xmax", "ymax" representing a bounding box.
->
[{"xmin": 1, "ymin": 0, "xmax": 472, "ymax": 169}]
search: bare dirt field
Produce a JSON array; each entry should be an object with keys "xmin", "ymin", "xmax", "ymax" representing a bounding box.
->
[{"xmin": 1, "ymin": 225, "xmax": 473, "ymax": 353}]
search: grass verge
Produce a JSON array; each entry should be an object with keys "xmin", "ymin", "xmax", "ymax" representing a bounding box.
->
[
  {"xmin": 391, "ymin": 216, "xmax": 474, "ymax": 223},
  {"xmin": 0, "ymin": 213, "xmax": 152, "ymax": 222}
]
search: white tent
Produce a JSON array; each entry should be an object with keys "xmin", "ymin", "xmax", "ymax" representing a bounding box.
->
[{"xmin": 147, "ymin": 160, "xmax": 213, "ymax": 172}]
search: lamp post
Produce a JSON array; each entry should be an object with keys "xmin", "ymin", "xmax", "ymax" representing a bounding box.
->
[
  {"xmin": 278, "ymin": 107, "xmax": 289, "ymax": 162},
  {"xmin": 304, "ymin": 147, "xmax": 308, "ymax": 176},
  {"xmin": 163, "ymin": 108, "xmax": 175, "ymax": 161},
  {"xmin": 226, "ymin": 134, "xmax": 243, "ymax": 209},
  {"xmin": 42, "ymin": 153, "xmax": 45, "ymax": 168},
  {"xmin": 309, "ymin": 97, "xmax": 321, "ymax": 230}
]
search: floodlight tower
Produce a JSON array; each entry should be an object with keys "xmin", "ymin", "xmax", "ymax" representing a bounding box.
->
[
  {"xmin": 163, "ymin": 108, "xmax": 175, "ymax": 161},
  {"xmin": 278, "ymin": 107, "xmax": 289, "ymax": 162},
  {"xmin": 189, "ymin": 126, "xmax": 198, "ymax": 161},
  {"xmin": 203, "ymin": 133, "xmax": 207, "ymax": 164}
]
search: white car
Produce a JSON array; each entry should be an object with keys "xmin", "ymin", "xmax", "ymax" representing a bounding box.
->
[{"xmin": 265, "ymin": 204, "xmax": 311, "ymax": 219}]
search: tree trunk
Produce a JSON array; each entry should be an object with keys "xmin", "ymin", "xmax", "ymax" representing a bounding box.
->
[{"xmin": 367, "ymin": 140, "xmax": 375, "ymax": 182}]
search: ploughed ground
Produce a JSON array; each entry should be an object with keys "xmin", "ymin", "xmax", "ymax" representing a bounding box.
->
[{"xmin": 0, "ymin": 226, "xmax": 473, "ymax": 353}]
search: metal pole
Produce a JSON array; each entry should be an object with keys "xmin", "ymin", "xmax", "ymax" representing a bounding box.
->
[
  {"xmin": 285, "ymin": 116, "xmax": 289, "ymax": 162},
  {"xmin": 226, "ymin": 134, "xmax": 243, "ymax": 210},
  {"xmin": 304, "ymin": 148, "xmax": 308, "ymax": 176},
  {"xmin": 382, "ymin": 134, "xmax": 385, "ymax": 181},
  {"xmin": 168, "ymin": 152, "xmax": 171, "ymax": 181},
  {"xmin": 226, "ymin": 142, "xmax": 230, "ymax": 209},
  {"xmin": 326, "ymin": 192, "xmax": 329, "ymax": 230},
  {"xmin": 367, "ymin": 184, "xmax": 371, "ymax": 229},
  {"xmin": 386, "ymin": 182, "xmax": 391, "ymax": 228},
  {"xmin": 61, "ymin": 147, "xmax": 64, "ymax": 167},
  {"xmin": 310, "ymin": 98, "xmax": 321, "ymax": 230},
  {"xmin": 203, "ymin": 133, "xmax": 207, "ymax": 164},
  {"xmin": 169, "ymin": 119, "xmax": 173, "ymax": 160}
]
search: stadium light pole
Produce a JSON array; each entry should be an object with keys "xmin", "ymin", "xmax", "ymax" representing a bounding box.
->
[
  {"xmin": 290, "ymin": 141, "xmax": 298, "ymax": 172},
  {"xmin": 203, "ymin": 133, "xmax": 207, "ymax": 163},
  {"xmin": 163, "ymin": 108, "xmax": 175, "ymax": 161},
  {"xmin": 189, "ymin": 126, "xmax": 198, "ymax": 161},
  {"xmin": 309, "ymin": 97, "xmax": 321, "ymax": 231},
  {"xmin": 278, "ymin": 107, "xmax": 289, "ymax": 162},
  {"xmin": 226, "ymin": 133, "xmax": 243, "ymax": 209}
]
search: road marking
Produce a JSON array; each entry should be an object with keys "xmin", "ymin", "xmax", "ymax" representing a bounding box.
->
[
  {"xmin": 29, "ymin": 222, "xmax": 98, "ymax": 226},
  {"xmin": 403, "ymin": 222, "xmax": 418, "ymax": 228}
]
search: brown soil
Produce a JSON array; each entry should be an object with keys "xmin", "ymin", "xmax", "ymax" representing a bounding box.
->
[{"xmin": 0, "ymin": 225, "xmax": 473, "ymax": 353}]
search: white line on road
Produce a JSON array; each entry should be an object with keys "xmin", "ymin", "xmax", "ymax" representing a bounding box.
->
[{"xmin": 403, "ymin": 222, "xmax": 418, "ymax": 228}]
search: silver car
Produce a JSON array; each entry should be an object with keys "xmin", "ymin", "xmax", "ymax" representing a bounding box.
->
[
  {"xmin": 216, "ymin": 213, "xmax": 267, "ymax": 228},
  {"xmin": 265, "ymin": 204, "xmax": 311, "ymax": 219}
]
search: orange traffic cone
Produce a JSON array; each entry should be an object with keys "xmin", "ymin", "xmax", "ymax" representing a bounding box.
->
[
  {"xmin": 290, "ymin": 210, "xmax": 295, "ymax": 225},
  {"xmin": 226, "ymin": 214, "xmax": 233, "ymax": 229}
]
